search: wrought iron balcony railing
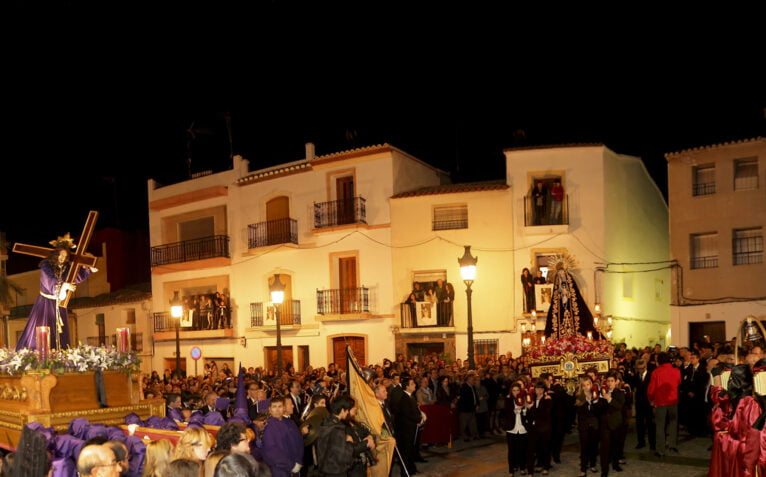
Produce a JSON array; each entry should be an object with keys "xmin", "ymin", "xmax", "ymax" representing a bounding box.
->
[
  {"xmin": 400, "ymin": 301, "xmax": 454, "ymax": 328},
  {"xmin": 523, "ymin": 194, "xmax": 569, "ymax": 226},
  {"xmin": 314, "ymin": 197, "xmax": 366, "ymax": 229},
  {"xmin": 250, "ymin": 300, "xmax": 302, "ymax": 326},
  {"xmin": 151, "ymin": 235, "xmax": 229, "ymax": 267},
  {"xmin": 153, "ymin": 311, "xmax": 233, "ymax": 332},
  {"xmin": 691, "ymin": 255, "xmax": 718, "ymax": 269},
  {"xmin": 248, "ymin": 218, "xmax": 298, "ymax": 248},
  {"xmin": 316, "ymin": 287, "xmax": 369, "ymax": 314},
  {"xmin": 734, "ymin": 251, "xmax": 763, "ymax": 266},
  {"xmin": 693, "ymin": 182, "xmax": 716, "ymax": 196}
]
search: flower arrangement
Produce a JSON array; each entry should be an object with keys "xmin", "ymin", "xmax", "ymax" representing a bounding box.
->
[
  {"xmin": 527, "ymin": 334, "xmax": 613, "ymax": 361},
  {"xmin": 0, "ymin": 344, "xmax": 141, "ymax": 375}
]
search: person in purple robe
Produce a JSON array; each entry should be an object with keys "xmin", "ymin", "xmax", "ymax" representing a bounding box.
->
[
  {"xmin": 262, "ymin": 396, "xmax": 304, "ymax": 477},
  {"xmin": 16, "ymin": 244, "xmax": 96, "ymax": 350}
]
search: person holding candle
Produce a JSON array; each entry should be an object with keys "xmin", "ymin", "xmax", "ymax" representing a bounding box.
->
[{"xmin": 16, "ymin": 238, "xmax": 98, "ymax": 351}]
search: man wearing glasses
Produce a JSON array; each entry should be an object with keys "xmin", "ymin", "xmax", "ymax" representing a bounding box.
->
[
  {"xmin": 76, "ymin": 443, "xmax": 121, "ymax": 477},
  {"xmin": 216, "ymin": 421, "xmax": 252, "ymax": 454}
]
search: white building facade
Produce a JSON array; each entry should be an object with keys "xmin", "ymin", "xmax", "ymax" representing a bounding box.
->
[
  {"xmin": 147, "ymin": 144, "xmax": 447, "ymax": 374},
  {"xmin": 504, "ymin": 145, "xmax": 671, "ymax": 349}
]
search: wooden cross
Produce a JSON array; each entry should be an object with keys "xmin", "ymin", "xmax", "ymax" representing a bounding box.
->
[{"xmin": 12, "ymin": 210, "xmax": 99, "ymax": 307}]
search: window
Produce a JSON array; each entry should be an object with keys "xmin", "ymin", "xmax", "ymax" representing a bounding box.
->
[
  {"xmin": 690, "ymin": 233, "xmax": 718, "ymax": 269},
  {"xmin": 733, "ymin": 227, "xmax": 763, "ymax": 265},
  {"xmin": 432, "ymin": 205, "xmax": 468, "ymax": 230},
  {"xmin": 178, "ymin": 217, "xmax": 215, "ymax": 241},
  {"xmin": 734, "ymin": 158, "xmax": 758, "ymax": 191},
  {"xmin": 474, "ymin": 339, "xmax": 498, "ymax": 365},
  {"xmin": 692, "ymin": 164, "xmax": 715, "ymax": 196}
]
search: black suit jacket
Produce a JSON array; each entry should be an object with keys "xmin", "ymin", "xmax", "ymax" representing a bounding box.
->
[
  {"xmin": 379, "ymin": 400, "xmax": 396, "ymax": 436},
  {"xmin": 458, "ymin": 383, "xmax": 478, "ymax": 412},
  {"xmin": 602, "ymin": 389, "xmax": 625, "ymax": 431},
  {"xmin": 394, "ymin": 392, "xmax": 421, "ymax": 443},
  {"xmin": 690, "ymin": 365, "xmax": 710, "ymax": 400},
  {"xmin": 575, "ymin": 397, "xmax": 604, "ymax": 431},
  {"xmin": 387, "ymin": 384, "xmax": 404, "ymax": 413},
  {"xmin": 633, "ymin": 370, "xmax": 653, "ymax": 413},
  {"xmin": 503, "ymin": 399, "xmax": 529, "ymax": 431},
  {"xmin": 527, "ymin": 397, "xmax": 553, "ymax": 434}
]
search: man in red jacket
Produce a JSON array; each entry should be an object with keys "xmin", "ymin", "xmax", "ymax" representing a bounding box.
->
[{"xmin": 647, "ymin": 352, "xmax": 681, "ymax": 457}]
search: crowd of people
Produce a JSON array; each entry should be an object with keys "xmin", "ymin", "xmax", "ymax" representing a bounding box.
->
[
  {"xmin": 2, "ymin": 336, "xmax": 760, "ymax": 477},
  {"xmin": 180, "ymin": 292, "xmax": 231, "ymax": 330}
]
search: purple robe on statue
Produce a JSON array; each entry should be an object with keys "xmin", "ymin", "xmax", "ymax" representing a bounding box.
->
[{"xmin": 16, "ymin": 259, "xmax": 93, "ymax": 350}]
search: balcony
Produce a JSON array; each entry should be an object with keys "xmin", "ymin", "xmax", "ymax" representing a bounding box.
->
[
  {"xmin": 400, "ymin": 302, "xmax": 454, "ymax": 328},
  {"xmin": 153, "ymin": 311, "xmax": 237, "ymax": 341},
  {"xmin": 250, "ymin": 300, "xmax": 302, "ymax": 327},
  {"xmin": 314, "ymin": 197, "xmax": 366, "ymax": 229},
  {"xmin": 691, "ymin": 256, "xmax": 718, "ymax": 269},
  {"xmin": 523, "ymin": 195, "xmax": 569, "ymax": 227},
  {"xmin": 151, "ymin": 235, "xmax": 229, "ymax": 267},
  {"xmin": 316, "ymin": 287, "xmax": 369, "ymax": 315},
  {"xmin": 248, "ymin": 218, "xmax": 298, "ymax": 248},
  {"xmin": 734, "ymin": 251, "xmax": 764, "ymax": 266},
  {"xmin": 693, "ymin": 182, "xmax": 716, "ymax": 196}
]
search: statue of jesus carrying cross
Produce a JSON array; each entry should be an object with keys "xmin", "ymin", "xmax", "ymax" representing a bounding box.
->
[{"xmin": 13, "ymin": 211, "xmax": 100, "ymax": 351}]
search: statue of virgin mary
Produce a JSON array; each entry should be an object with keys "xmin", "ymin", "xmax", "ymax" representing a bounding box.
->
[{"xmin": 543, "ymin": 254, "xmax": 601, "ymax": 340}]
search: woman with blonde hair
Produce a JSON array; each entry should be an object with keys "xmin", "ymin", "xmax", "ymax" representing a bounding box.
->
[
  {"xmin": 142, "ymin": 438, "xmax": 175, "ymax": 477},
  {"xmin": 174, "ymin": 426, "xmax": 214, "ymax": 462}
]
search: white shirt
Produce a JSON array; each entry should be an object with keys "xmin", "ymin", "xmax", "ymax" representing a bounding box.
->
[{"xmin": 508, "ymin": 404, "xmax": 527, "ymax": 435}]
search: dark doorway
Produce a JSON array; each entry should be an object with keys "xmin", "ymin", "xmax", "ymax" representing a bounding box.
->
[
  {"xmin": 265, "ymin": 346, "xmax": 293, "ymax": 373},
  {"xmin": 407, "ymin": 342, "xmax": 445, "ymax": 363},
  {"xmin": 688, "ymin": 321, "xmax": 726, "ymax": 347}
]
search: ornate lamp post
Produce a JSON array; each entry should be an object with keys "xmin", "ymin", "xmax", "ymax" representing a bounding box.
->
[
  {"xmin": 270, "ymin": 274, "xmax": 286, "ymax": 377},
  {"xmin": 169, "ymin": 290, "xmax": 183, "ymax": 377},
  {"xmin": 458, "ymin": 246, "xmax": 477, "ymax": 370}
]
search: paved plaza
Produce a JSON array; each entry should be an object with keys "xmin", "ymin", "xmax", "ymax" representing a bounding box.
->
[{"xmin": 396, "ymin": 423, "xmax": 711, "ymax": 477}]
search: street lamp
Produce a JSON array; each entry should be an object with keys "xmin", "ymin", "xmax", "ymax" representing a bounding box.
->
[
  {"xmin": 270, "ymin": 274, "xmax": 286, "ymax": 377},
  {"xmin": 458, "ymin": 245, "xmax": 477, "ymax": 370},
  {"xmin": 169, "ymin": 290, "xmax": 183, "ymax": 377}
]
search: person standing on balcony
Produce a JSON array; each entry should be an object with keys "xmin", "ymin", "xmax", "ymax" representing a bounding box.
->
[
  {"xmin": 531, "ymin": 181, "xmax": 547, "ymax": 225},
  {"xmin": 434, "ymin": 279, "xmax": 448, "ymax": 326},
  {"xmin": 521, "ymin": 268, "xmax": 536, "ymax": 313},
  {"xmin": 200, "ymin": 294, "xmax": 214, "ymax": 330},
  {"xmin": 444, "ymin": 282, "xmax": 455, "ymax": 326},
  {"xmin": 549, "ymin": 180, "xmax": 565, "ymax": 224}
]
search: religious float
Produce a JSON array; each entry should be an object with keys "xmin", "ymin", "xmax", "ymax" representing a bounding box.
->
[
  {"xmin": 0, "ymin": 211, "xmax": 164, "ymax": 449},
  {"xmin": 522, "ymin": 254, "xmax": 614, "ymax": 394},
  {"xmin": 0, "ymin": 344, "xmax": 162, "ymax": 449}
]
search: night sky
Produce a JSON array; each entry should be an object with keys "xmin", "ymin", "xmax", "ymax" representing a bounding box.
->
[{"xmin": 2, "ymin": 6, "xmax": 764, "ymax": 255}]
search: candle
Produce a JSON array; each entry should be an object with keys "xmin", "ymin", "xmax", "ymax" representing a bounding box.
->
[
  {"xmin": 36, "ymin": 326, "xmax": 50, "ymax": 359},
  {"xmin": 594, "ymin": 303, "xmax": 601, "ymax": 313},
  {"xmin": 594, "ymin": 316, "xmax": 599, "ymax": 326},
  {"xmin": 607, "ymin": 316, "xmax": 612, "ymax": 326},
  {"xmin": 117, "ymin": 328, "xmax": 130, "ymax": 353},
  {"xmin": 531, "ymin": 310, "xmax": 537, "ymax": 319},
  {"xmin": 521, "ymin": 323, "xmax": 527, "ymax": 333},
  {"xmin": 541, "ymin": 336, "xmax": 546, "ymax": 344},
  {"xmin": 587, "ymin": 331, "xmax": 593, "ymax": 340}
]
